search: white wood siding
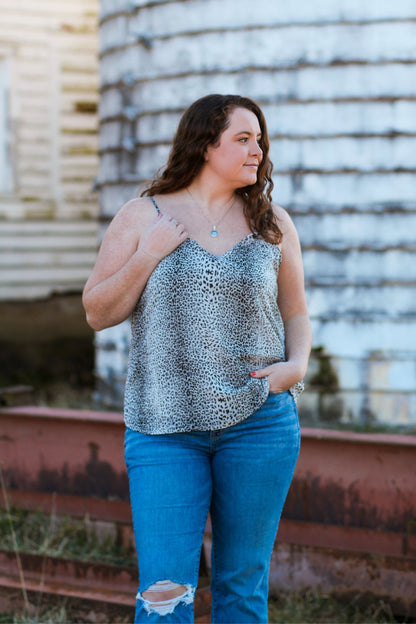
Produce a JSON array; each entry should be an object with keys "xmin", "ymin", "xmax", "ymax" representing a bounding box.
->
[
  {"xmin": 96, "ymin": 0, "xmax": 416, "ymax": 426},
  {"xmin": 0, "ymin": 1, "xmax": 99, "ymax": 300}
]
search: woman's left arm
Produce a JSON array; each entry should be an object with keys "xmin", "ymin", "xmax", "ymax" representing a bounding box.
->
[{"xmin": 251, "ymin": 206, "xmax": 312, "ymax": 392}]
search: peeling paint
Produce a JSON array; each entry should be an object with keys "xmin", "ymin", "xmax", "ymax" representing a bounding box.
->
[
  {"xmin": 284, "ymin": 475, "xmax": 416, "ymax": 533},
  {"xmin": 3, "ymin": 442, "xmax": 129, "ymax": 501}
]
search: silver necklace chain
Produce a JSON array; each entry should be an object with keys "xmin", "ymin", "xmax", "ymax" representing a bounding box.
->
[{"xmin": 186, "ymin": 188, "xmax": 235, "ymax": 237}]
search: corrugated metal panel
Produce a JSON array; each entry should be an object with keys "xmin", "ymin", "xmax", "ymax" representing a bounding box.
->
[
  {"xmin": 0, "ymin": 0, "xmax": 99, "ymax": 300},
  {"xmin": 0, "ymin": 221, "xmax": 98, "ymax": 300}
]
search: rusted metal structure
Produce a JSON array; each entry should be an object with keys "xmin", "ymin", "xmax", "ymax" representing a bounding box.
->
[
  {"xmin": 1, "ymin": 405, "xmax": 415, "ymax": 615},
  {"xmin": 0, "ymin": 550, "xmax": 212, "ymax": 622}
]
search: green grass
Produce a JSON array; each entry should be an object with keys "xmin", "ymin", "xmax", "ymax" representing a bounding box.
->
[
  {"xmin": 0, "ymin": 508, "xmax": 135, "ymax": 566},
  {"xmin": 268, "ymin": 588, "xmax": 406, "ymax": 623},
  {"xmin": 0, "ymin": 591, "xmax": 407, "ymax": 624},
  {"xmin": 0, "ymin": 510, "xmax": 410, "ymax": 623},
  {"xmin": 0, "ymin": 602, "xmax": 131, "ymax": 623},
  {"xmin": 0, "ymin": 606, "xmax": 70, "ymax": 624}
]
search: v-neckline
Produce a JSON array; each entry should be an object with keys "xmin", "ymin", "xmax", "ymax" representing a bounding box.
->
[{"xmin": 186, "ymin": 233, "xmax": 254, "ymax": 259}]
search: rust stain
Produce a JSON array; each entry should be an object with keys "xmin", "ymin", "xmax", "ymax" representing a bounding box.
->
[
  {"xmin": 75, "ymin": 101, "xmax": 97, "ymax": 114},
  {"xmin": 3, "ymin": 443, "xmax": 129, "ymax": 501},
  {"xmin": 283, "ymin": 475, "xmax": 415, "ymax": 533}
]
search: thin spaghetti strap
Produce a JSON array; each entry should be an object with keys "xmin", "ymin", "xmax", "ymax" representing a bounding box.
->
[{"xmin": 149, "ymin": 196, "xmax": 161, "ymax": 214}]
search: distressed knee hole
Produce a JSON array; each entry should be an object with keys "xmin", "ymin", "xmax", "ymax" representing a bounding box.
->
[
  {"xmin": 138, "ymin": 580, "xmax": 195, "ymax": 616},
  {"xmin": 142, "ymin": 580, "xmax": 187, "ymax": 602}
]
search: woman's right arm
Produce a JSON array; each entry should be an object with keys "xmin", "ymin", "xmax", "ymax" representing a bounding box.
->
[{"xmin": 82, "ymin": 198, "xmax": 187, "ymax": 331}]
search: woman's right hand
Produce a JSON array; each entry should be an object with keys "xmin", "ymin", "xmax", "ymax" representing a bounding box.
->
[
  {"xmin": 138, "ymin": 213, "xmax": 188, "ymax": 260},
  {"xmin": 82, "ymin": 199, "xmax": 188, "ymax": 331}
]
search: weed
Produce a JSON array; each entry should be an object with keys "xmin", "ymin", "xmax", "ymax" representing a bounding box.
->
[
  {"xmin": 0, "ymin": 466, "xmax": 29, "ymax": 614},
  {"xmin": 0, "ymin": 508, "xmax": 135, "ymax": 566},
  {"xmin": 0, "ymin": 602, "xmax": 131, "ymax": 623},
  {"xmin": 268, "ymin": 587, "xmax": 405, "ymax": 623},
  {"xmin": 1, "ymin": 590, "xmax": 406, "ymax": 624}
]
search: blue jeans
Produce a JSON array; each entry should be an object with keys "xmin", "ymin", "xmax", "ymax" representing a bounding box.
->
[{"xmin": 124, "ymin": 391, "xmax": 300, "ymax": 623}]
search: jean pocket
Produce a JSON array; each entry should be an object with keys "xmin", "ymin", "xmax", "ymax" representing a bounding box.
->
[{"xmin": 268, "ymin": 390, "xmax": 291, "ymax": 400}]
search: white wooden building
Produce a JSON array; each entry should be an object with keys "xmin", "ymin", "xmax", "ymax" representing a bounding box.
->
[
  {"xmin": 96, "ymin": 0, "xmax": 416, "ymax": 428},
  {"xmin": 0, "ymin": 0, "xmax": 99, "ymax": 301}
]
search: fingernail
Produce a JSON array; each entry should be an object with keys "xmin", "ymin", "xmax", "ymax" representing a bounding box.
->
[{"xmin": 250, "ymin": 371, "xmax": 257, "ymax": 377}]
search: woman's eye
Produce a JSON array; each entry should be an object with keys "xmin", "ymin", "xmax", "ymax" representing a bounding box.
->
[{"xmin": 239, "ymin": 137, "xmax": 248, "ymax": 143}]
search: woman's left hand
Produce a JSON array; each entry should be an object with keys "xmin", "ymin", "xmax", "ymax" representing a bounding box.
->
[{"xmin": 250, "ymin": 361, "xmax": 302, "ymax": 394}]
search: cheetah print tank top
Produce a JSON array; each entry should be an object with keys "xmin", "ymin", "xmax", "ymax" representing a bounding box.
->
[{"xmin": 124, "ymin": 198, "xmax": 303, "ymax": 434}]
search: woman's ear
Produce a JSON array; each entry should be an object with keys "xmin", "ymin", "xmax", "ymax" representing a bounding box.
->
[{"xmin": 204, "ymin": 144, "xmax": 213, "ymax": 162}]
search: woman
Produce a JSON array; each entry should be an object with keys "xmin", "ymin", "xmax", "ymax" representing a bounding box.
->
[{"xmin": 83, "ymin": 94, "xmax": 311, "ymax": 623}]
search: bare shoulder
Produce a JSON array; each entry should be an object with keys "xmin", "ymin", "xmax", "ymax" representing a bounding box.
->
[
  {"xmin": 99, "ymin": 197, "xmax": 156, "ymax": 247},
  {"xmin": 271, "ymin": 203, "xmax": 299, "ymax": 243},
  {"xmin": 110, "ymin": 196, "xmax": 156, "ymax": 231}
]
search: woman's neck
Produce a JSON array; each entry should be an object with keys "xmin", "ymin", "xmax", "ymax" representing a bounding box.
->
[{"xmin": 185, "ymin": 180, "xmax": 237, "ymax": 221}]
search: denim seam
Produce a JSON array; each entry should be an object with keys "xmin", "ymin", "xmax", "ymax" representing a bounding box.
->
[
  {"xmin": 136, "ymin": 526, "xmax": 205, "ymax": 595},
  {"xmin": 211, "ymin": 527, "xmax": 219, "ymax": 622}
]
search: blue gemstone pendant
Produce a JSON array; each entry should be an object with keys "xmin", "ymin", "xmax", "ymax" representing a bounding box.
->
[{"xmin": 210, "ymin": 227, "xmax": 218, "ymax": 237}]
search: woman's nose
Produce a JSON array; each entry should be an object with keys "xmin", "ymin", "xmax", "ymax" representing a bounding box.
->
[{"xmin": 252, "ymin": 141, "xmax": 263, "ymax": 158}]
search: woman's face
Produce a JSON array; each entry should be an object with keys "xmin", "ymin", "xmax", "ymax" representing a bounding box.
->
[{"xmin": 204, "ymin": 107, "xmax": 263, "ymax": 188}]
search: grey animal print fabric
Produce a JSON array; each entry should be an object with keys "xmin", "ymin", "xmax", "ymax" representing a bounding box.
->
[{"xmin": 124, "ymin": 210, "xmax": 304, "ymax": 434}]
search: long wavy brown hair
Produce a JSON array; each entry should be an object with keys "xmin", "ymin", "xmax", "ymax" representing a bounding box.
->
[{"xmin": 140, "ymin": 94, "xmax": 282, "ymax": 244}]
